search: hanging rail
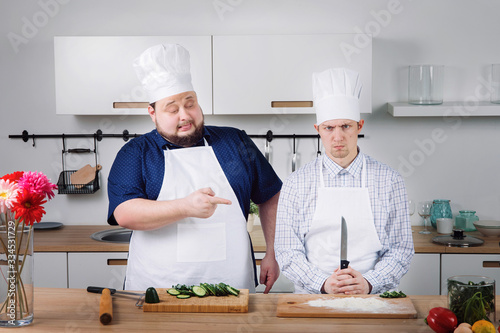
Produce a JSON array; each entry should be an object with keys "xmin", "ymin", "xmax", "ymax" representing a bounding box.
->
[{"xmin": 9, "ymin": 129, "xmax": 364, "ymax": 146}]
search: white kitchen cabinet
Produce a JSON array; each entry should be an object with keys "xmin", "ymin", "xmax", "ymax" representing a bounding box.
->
[
  {"xmin": 34, "ymin": 252, "xmax": 68, "ymax": 288},
  {"xmin": 254, "ymin": 252, "xmax": 295, "ymax": 293},
  {"xmin": 213, "ymin": 34, "xmax": 372, "ymax": 115},
  {"xmin": 398, "ymin": 253, "xmax": 440, "ymax": 295},
  {"xmin": 54, "ymin": 36, "xmax": 212, "ymax": 115},
  {"xmin": 441, "ymin": 254, "xmax": 500, "ymax": 295},
  {"xmin": 68, "ymin": 252, "xmax": 128, "ymax": 290}
]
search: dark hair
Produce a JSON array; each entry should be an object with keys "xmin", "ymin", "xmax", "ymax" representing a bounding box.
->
[{"xmin": 150, "ymin": 102, "xmax": 155, "ymax": 110}]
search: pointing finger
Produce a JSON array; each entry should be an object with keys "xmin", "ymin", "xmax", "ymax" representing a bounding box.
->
[{"xmin": 210, "ymin": 196, "xmax": 232, "ymax": 205}]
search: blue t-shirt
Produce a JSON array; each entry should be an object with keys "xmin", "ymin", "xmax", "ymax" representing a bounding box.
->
[{"xmin": 107, "ymin": 126, "xmax": 282, "ymax": 225}]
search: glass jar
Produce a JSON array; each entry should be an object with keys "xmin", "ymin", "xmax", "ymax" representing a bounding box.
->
[
  {"xmin": 455, "ymin": 210, "xmax": 479, "ymax": 232},
  {"xmin": 430, "ymin": 199, "xmax": 452, "ymax": 229},
  {"xmin": 448, "ymin": 275, "xmax": 495, "ymax": 325}
]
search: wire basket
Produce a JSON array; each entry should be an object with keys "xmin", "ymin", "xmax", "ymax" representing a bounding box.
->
[{"xmin": 57, "ymin": 170, "xmax": 100, "ymax": 194}]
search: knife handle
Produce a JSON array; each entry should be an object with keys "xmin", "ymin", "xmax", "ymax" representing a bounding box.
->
[
  {"xmin": 340, "ymin": 260, "xmax": 350, "ymax": 270},
  {"xmin": 87, "ymin": 286, "xmax": 117, "ymax": 295}
]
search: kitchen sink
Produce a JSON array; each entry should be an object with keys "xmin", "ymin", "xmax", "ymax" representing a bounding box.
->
[{"xmin": 91, "ymin": 228, "xmax": 132, "ymax": 243}]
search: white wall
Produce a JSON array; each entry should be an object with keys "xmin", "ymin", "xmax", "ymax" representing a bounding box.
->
[{"xmin": 1, "ymin": 0, "xmax": 499, "ymax": 225}]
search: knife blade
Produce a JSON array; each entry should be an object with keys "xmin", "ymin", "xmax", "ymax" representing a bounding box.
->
[{"xmin": 340, "ymin": 216, "xmax": 349, "ymax": 269}]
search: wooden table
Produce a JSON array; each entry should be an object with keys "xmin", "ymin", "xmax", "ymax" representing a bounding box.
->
[{"xmin": 7, "ymin": 288, "xmax": 469, "ymax": 332}]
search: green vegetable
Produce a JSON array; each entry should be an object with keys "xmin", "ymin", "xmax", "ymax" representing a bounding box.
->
[
  {"xmin": 448, "ymin": 280, "xmax": 494, "ymax": 324},
  {"xmin": 249, "ymin": 201, "xmax": 259, "ymax": 216},
  {"xmin": 379, "ymin": 291, "xmax": 407, "ymax": 298},
  {"xmin": 167, "ymin": 283, "xmax": 241, "ymax": 299},
  {"xmin": 167, "ymin": 288, "xmax": 180, "ymax": 296},
  {"xmin": 192, "ymin": 286, "xmax": 206, "ymax": 297},
  {"xmin": 145, "ymin": 287, "xmax": 160, "ymax": 303}
]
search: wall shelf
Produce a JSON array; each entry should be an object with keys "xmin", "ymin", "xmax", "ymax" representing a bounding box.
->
[{"xmin": 387, "ymin": 101, "xmax": 500, "ymax": 117}]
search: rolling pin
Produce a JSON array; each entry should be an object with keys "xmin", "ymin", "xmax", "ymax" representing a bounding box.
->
[{"xmin": 99, "ymin": 288, "xmax": 113, "ymax": 325}]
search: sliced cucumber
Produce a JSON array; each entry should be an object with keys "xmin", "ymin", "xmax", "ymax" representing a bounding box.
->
[
  {"xmin": 167, "ymin": 288, "xmax": 180, "ymax": 296},
  {"xmin": 226, "ymin": 286, "xmax": 239, "ymax": 296},
  {"xmin": 192, "ymin": 286, "xmax": 207, "ymax": 297},
  {"xmin": 176, "ymin": 294, "xmax": 191, "ymax": 299}
]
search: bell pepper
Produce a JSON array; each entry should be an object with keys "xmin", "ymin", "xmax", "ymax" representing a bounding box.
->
[{"xmin": 425, "ymin": 307, "xmax": 458, "ymax": 333}]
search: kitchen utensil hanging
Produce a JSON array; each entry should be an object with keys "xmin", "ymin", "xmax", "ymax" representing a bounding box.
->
[
  {"xmin": 317, "ymin": 136, "xmax": 322, "ymax": 157},
  {"xmin": 57, "ymin": 135, "xmax": 100, "ymax": 194},
  {"xmin": 292, "ymin": 134, "xmax": 297, "ymax": 172}
]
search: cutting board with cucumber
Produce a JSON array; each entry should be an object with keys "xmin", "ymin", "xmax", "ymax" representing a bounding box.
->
[{"xmin": 143, "ymin": 283, "xmax": 249, "ymax": 313}]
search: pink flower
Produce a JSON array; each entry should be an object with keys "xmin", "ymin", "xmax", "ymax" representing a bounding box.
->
[
  {"xmin": 0, "ymin": 179, "xmax": 19, "ymax": 213},
  {"xmin": 17, "ymin": 171, "xmax": 57, "ymax": 200}
]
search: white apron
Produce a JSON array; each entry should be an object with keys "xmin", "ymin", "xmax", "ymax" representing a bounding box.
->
[
  {"xmin": 125, "ymin": 139, "xmax": 255, "ymax": 292},
  {"xmin": 296, "ymin": 154, "xmax": 382, "ymax": 294}
]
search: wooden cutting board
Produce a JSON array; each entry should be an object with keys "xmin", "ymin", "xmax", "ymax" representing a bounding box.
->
[
  {"xmin": 70, "ymin": 164, "xmax": 101, "ymax": 188},
  {"xmin": 276, "ymin": 294, "xmax": 417, "ymax": 319},
  {"xmin": 143, "ymin": 288, "xmax": 249, "ymax": 313}
]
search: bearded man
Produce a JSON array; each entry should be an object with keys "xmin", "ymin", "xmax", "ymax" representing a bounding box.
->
[{"xmin": 107, "ymin": 44, "xmax": 281, "ymax": 292}]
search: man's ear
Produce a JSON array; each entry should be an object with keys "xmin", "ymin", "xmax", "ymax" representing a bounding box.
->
[
  {"xmin": 358, "ymin": 119, "xmax": 365, "ymax": 132},
  {"xmin": 147, "ymin": 105, "xmax": 156, "ymax": 122}
]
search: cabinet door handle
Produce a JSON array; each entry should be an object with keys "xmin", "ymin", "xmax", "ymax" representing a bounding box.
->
[
  {"xmin": 482, "ymin": 261, "xmax": 500, "ymax": 268},
  {"xmin": 271, "ymin": 101, "xmax": 313, "ymax": 108},
  {"xmin": 255, "ymin": 259, "xmax": 262, "ymax": 265},
  {"xmin": 107, "ymin": 259, "xmax": 128, "ymax": 266},
  {"xmin": 113, "ymin": 102, "xmax": 149, "ymax": 109}
]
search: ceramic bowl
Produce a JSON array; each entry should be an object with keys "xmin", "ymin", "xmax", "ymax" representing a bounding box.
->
[{"xmin": 473, "ymin": 220, "xmax": 500, "ymax": 237}]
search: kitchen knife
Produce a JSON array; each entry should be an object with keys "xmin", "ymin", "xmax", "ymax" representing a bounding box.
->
[
  {"xmin": 292, "ymin": 135, "xmax": 296, "ymax": 172},
  {"xmin": 87, "ymin": 286, "xmax": 143, "ymax": 297},
  {"xmin": 340, "ymin": 216, "xmax": 349, "ymax": 269}
]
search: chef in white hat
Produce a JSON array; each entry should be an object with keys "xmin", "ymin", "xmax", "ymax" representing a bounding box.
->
[
  {"xmin": 107, "ymin": 44, "xmax": 282, "ymax": 293},
  {"xmin": 275, "ymin": 68, "xmax": 414, "ymax": 294}
]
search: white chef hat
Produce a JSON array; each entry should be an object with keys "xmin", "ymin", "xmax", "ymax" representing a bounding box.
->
[
  {"xmin": 133, "ymin": 44, "xmax": 194, "ymax": 103},
  {"xmin": 313, "ymin": 67, "xmax": 362, "ymax": 124}
]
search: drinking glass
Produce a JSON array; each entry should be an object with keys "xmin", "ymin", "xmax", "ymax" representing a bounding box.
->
[{"xmin": 418, "ymin": 201, "xmax": 433, "ymax": 234}]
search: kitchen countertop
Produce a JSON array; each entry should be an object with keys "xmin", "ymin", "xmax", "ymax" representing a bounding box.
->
[
  {"xmin": 33, "ymin": 224, "xmax": 500, "ymax": 254},
  {"xmin": 7, "ymin": 287, "xmax": 477, "ymax": 332}
]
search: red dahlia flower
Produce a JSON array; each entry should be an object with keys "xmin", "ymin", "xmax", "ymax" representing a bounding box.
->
[{"xmin": 12, "ymin": 190, "xmax": 47, "ymax": 226}]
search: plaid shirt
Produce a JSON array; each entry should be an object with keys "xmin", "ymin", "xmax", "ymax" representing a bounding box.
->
[{"xmin": 275, "ymin": 150, "xmax": 414, "ymax": 294}]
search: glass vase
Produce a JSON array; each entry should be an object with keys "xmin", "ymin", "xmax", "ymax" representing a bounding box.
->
[
  {"xmin": 430, "ymin": 199, "xmax": 452, "ymax": 229},
  {"xmin": 448, "ymin": 275, "xmax": 495, "ymax": 325},
  {"xmin": 0, "ymin": 221, "xmax": 34, "ymax": 327},
  {"xmin": 455, "ymin": 210, "xmax": 479, "ymax": 232}
]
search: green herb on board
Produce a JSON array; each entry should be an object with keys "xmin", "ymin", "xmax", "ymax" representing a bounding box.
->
[{"xmin": 379, "ymin": 291, "xmax": 407, "ymax": 298}]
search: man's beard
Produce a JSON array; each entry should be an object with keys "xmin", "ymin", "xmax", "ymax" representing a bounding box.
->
[{"xmin": 159, "ymin": 121, "xmax": 205, "ymax": 147}]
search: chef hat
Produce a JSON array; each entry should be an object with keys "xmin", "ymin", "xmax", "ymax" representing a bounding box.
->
[
  {"xmin": 133, "ymin": 44, "xmax": 194, "ymax": 103},
  {"xmin": 313, "ymin": 68, "xmax": 362, "ymax": 124}
]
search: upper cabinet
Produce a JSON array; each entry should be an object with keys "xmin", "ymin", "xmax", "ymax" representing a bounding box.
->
[
  {"xmin": 54, "ymin": 36, "xmax": 212, "ymax": 115},
  {"xmin": 212, "ymin": 34, "xmax": 372, "ymax": 115},
  {"xmin": 54, "ymin": 34, "xmax": 372, "ymax": 116}
]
